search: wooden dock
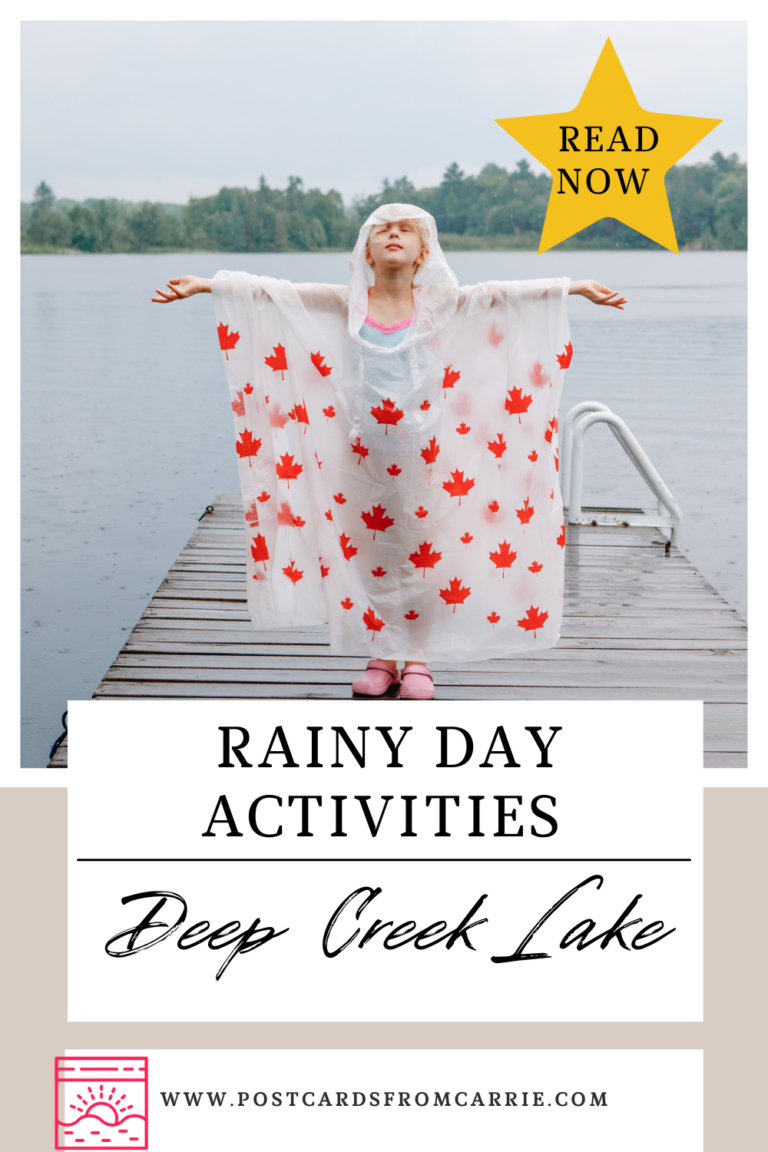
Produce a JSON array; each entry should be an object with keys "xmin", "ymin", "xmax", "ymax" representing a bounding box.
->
[{"xmin": 49, "ymin": 493, "xmax": 747, "ymax": 768}]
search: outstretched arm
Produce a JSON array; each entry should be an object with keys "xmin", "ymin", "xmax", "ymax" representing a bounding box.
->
[
  {"xmin": 569, "ymin": 280, "xmax": 626, "ymax": 310},
  {"xmin": 151, "ymin": 276, "xmax": 211, "ymax": 303}
]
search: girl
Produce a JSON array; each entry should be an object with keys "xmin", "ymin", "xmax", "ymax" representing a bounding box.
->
[{"xmin": 153, "ymin": 203, "xmax": 625, "ymax": 700}]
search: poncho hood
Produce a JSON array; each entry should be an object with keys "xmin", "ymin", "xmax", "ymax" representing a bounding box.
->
[{"xmin": 348, "ymin": 202, "xmax": 460, "ymax": 347}]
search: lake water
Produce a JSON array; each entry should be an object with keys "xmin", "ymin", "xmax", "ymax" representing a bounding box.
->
[{"xmin": 21, "ymin": 250, "xmax": 747, "ymax": 767}]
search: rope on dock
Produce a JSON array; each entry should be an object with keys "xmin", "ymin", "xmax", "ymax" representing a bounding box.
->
[{"xmin": 49, "ymin": 710, "xmax": 68, "ymax": 760}]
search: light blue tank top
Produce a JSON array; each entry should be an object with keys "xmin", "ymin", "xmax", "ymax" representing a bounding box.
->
[{"xmin": 359, "ymin": 318, "xmax": 412, "ymax": 348}]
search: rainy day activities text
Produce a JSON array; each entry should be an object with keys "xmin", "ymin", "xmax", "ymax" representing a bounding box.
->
[{"xmin": 209, "ymin": 719, "xmax": 561, "ymax": 837}]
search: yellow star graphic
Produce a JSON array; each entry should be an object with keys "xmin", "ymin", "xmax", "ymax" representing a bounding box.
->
[{"xmin": 496, "ymin": 38, "xmax": 721, "ymax": 253}]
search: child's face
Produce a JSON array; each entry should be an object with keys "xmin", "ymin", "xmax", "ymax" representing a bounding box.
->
[{"xmin": 366, "ymin": 220, "xmax": 425, "ymax": 275}]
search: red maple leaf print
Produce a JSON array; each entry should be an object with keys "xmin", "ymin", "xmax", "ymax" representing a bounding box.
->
[
  {"xmin": 231, "ymin": 390, "xmax": 245, "ymax": 417},
  {"xmin": 244, "ymin": 382, "xmax": 253, "ymax": 395},
  {"xmin": 257, "ymin": 490, "xmax": 271, "ymax": 503},
  {"xmin": 387, "ymin": 463, "xmax": 402, "ymax": 477},
  {"xmin": 439, "ymin": 577, "xmax": 471, "ymax": 613},
  {"xmin": 556, "ymin": 341, "xmax": 573, "ymax": 370},
  {"xmin": 371, "ymin": 566, "xmax": 387, "ymax": 578},
  {"xmin": 528, "ymin": 361, "xmax": 551, "ymax": 388},
  {"xmin": 265, "ymin": 343, "xmax": 287, "ymax": 378},
  {"xmin": 311, "ymin": 351, "xmax": 332, "ymax": 377},
  {"xmin": 316, "ymin": 455, "xmax": 322, "ymax": 469},
  {"xmin": 488, "ymin": 500, "xmax": 500, "ymax": 514},
  {"xmin": 217, "ymin": 322, "xmax": 240, "ymax": 359},
  {"xmin": 443, "ymin": 366, "xmax": 461, "ymax": 396},
  {"xmin": 529, "ymin": 561, "xmax": 543, "ymax": 573},
  {"xmin": 544, "ymin": 416, "xmax": 559, "ymax": 444},
  {"xmin": 277, "ymin": 501, "xmax": 296, "ymax": 525},
  {"xmin": 363, "ymin": 606, "xmax": 386, "ymax": 638},
  {"xmin": 236, "ymin": 429, "xmax": 262, "ymax": 466},
  {"xmin": 443, "ymin": 470, "xmax": 475, "ymax": 505},
  {"xmin": 333, "ymin": 492, "xmax": 347, "ymax": 505},
  {"xmin": 409, "ymin": 540, "xmax": 442, "ymax": 576},
  {"xmin": 420, "ymin": 400, "xmax": 431, "ymax": 411},
  {"xmin": 421, "ymin": 437, "xmax": 440, "ymax": 465},
  {"xmin": 293, "ymin": 516, "xmax": 305, "ymax": 528},
  {"xmin": 415, "ymin": 506, "xmax": 429, "ymax": 518},
  {"xmin": 550, "ymin": 488, "xmax": 554, "ymax": 499},
  {"xmin": 361, "ymin": 504, "xmax": 395, "ymax": 539},
  {"xmin": 489, "ymin": 540, "xmax": 517, "ymax": 575},
  {"xmin": 505, "ymin": 387, "xmax": 533, "ymax": 423},
  {"xmin": 456, "ymin": 422, "xmax": 470, "ymax": 436},
  {"xmin": 245, "ymin": 502, "xmax": 259, "ymax": 529},
  {"xmin": 404, "ymin": 609, "xmax": 419, "ymax": 621},
  {"xmin": 516, "ymin": 498, "xmax": 534, "ymax": 526},
  {"xmin": 323, "ymin": 405, "xmax": 336, "ymax": 419},
  {"xmin": 289, "ymin": 401, "xmax": 309, "ymax": 432},
  {"xmin": 341, "ymin": 597, "xmax": 353, "ymax": 611},
  {"xmin": 250, "ymin": 533, "xmax": 269, "ymax": 570},
  {"xmin": 556, "ymin": 524, "xmax": 566, "ymax": 548},
  {"xmin": 488, "ymin": 323, "xmax": 503, "ymax": 347},
  {"xmin": 325, "ymin": 509, "xmax": 333, "ymax": 521},
  {"xmin": 320, "ymin": 559, "xmax": 330, "ymax": 578},
  {"xmin": 282, "ymin": 559, "xmax": 303, "ymax": 584},
  {"xmin": 269, "ymin": 403, "xmax": 290, "ymax": 428},
  {"xmin": 487, "ymin": 611, "xmax": 500, "ymax": 626},
  {"xmin": 554, "ymin": 448, "xmax": 559, "ymax": 472},
  {"xmin": 517, "ymin": 606, "xmax": 549, "ymax": 636},
  {"xmin": 461, "ymin": 532, "xmax": 473, "ymax": 545},
  {"xmin": 351, "ymin": 437, "xmax": 369, "ymax": 464},
  {"xmin": 528, "ymin": 450, "xmax": 538, "ymax": 463},
  {"xmin": 487, "ymin": 432, "xmax": 507, "ymax": 459},
  {"xmin": 339, "ymin": 533, "xmax": 358, "ymax": 561},
  {"xmin": 371, "ymin": 397, "xmax": 405, "ymax": 433},
  {"xmin": 276, "ymin": 453, "xmax": 303, "ymax": 487}
]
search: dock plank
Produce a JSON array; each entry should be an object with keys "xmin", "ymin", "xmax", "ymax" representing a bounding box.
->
[
  {"xmin": 123, "ymin": 638, "xmax": 746, "ymax": 654},
  {"xmin": 50, "ymin": 496, "xmax": 747, "ymax": 768},
  {"xmin": 109, "ymin": 649, "xmax": 745, "ymax": 684}
]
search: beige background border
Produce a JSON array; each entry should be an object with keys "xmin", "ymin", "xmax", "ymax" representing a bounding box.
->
[{"xmin": 3, "ymin": 787, "xmax": 765, "ymax": 1150}]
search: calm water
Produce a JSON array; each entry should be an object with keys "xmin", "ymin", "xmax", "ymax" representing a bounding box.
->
[{"xmin": 21, "ymin": 250, "xmax": 747, "ymax": 767}]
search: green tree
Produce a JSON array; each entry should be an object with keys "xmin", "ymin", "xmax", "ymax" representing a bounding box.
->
[
  {"xmin": 89, "ymin": 200, "xmax": 124, "ymax": 250},
  {"xmin": 712, "ymin": 161, "xmax": 747, "ymax": 250},
  {"xmin": 26, "ymin": 208, "xmax": 72, "ymax": 248},
  {"xmin": 127, "ymin": 202, "xmax": 183, "ymax": 251},
  {"xmin": 32, "ymin": 180, "xmax": 55, "ymax": 214},
  {"xmin": 352, "ymin": 176, "xmax": 418, "ymax": 223},
  {"xmin": 68, "ymin": 205, "xmax": 102, "ymax": 252},
  {"xmin": 181, "ymin": 179, "xmax": 354, "ymax": 253}
]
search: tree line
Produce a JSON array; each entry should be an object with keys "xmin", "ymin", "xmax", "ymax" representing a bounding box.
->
[{"xmin": 21, "ymin": 152, "xmax": 746, "ymax": 254}]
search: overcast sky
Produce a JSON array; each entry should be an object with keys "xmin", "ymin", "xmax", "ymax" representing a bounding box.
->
[{"xmin": 21, "ymin": 20, "xmax": 746, "ymax": 205}]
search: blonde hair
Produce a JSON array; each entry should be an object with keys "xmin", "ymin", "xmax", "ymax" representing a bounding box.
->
[{"xmin": 365, "ymin": 217, "xmax": 430, "ymax": 267}]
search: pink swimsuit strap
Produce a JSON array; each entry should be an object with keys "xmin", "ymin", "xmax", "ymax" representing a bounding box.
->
[{"xmin": 363, "ymin": 315, "xmax": 413, "ymax": 334}]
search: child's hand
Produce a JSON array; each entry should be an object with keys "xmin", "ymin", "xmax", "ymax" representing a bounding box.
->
[
  {"xmin": 151, "ymin": 276, "xmax": 210, "ymax": 303},
  {"xmin": 570, "ymin": 280, "xmax": 626, "ymax": 309}
]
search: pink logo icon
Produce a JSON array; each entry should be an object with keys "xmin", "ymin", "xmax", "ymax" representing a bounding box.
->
[{"xmin": 55, "ymin": 1057, "xmax": 148, "ymax": 1149}]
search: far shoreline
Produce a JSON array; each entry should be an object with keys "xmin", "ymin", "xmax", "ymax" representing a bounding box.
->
[{"xmin": 21, "ymin": 240, "xmax": 743, "ymax": 256}]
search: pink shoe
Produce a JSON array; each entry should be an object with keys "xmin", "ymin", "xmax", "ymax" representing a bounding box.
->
[
  {"xmin": 399, "ymin": 665, "xmax": 434, "ymax": 700},
  {"xmin": 351, "ymin": 660, "xmax": 402, "ymax": 696}
]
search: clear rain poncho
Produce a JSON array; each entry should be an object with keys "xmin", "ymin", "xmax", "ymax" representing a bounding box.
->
[{"xmin": 211, "ymin": 203, "xmax": 572, "ymax": 662}]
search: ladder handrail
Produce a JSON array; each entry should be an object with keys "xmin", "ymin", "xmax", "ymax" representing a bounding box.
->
[
  {"xmin": 561, "ymin": 401, "xmax": 612, "ymax": 506},
  {"xmin": 567, "ymin": 408, "xmax": 684, "ymax": 546}
]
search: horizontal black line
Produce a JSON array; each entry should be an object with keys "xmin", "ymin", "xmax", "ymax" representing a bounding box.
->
[{"xmin": 77, "ymin": 858, "xmax": 692, "ymax": 864}]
